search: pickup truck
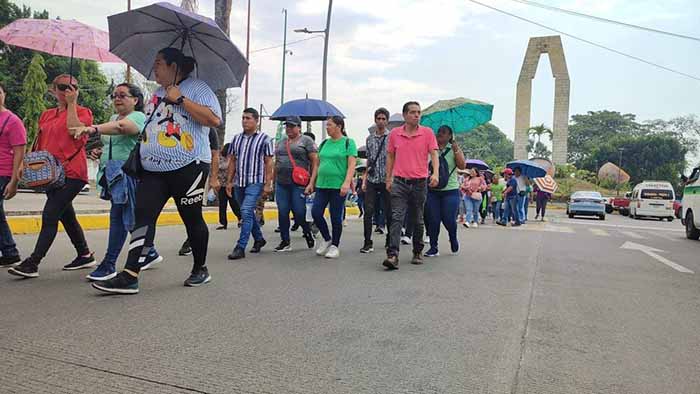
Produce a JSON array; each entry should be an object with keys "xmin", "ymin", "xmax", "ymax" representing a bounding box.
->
[{"xmin": 605, "ymin": 192, "xmax": 631, "ymax": 215}]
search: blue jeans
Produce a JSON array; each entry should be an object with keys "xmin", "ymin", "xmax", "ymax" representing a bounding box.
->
[
  {"xmin": 517, "ymin": 193, "xmax": 526, "ymax": 222},
  {"xmin": 0, "ymin": 176, "xmax": 18, "ymax": 257},
  {"xmin": 104, "ymin": 200, "xmax": 158, "ymax": 266},
  {"xmin": 464, "ymin": 196, "xmax": 481, "ymax": 223},
  {"xmin": 426, "ymin": 189, "xmax": 460, "ymax": 252},
  {"xmin": 275, "ymin": 182, "xmax": 311, "ymax": 242},
  {"xmin": 312, "ymin": 188, "xmax": 345, "ymax": 246},
  {"xmin": 234, "ymin": 183, "xmax": 265, "ymax": 249},
  {"xmin": 503, "ymin": 197, "xmax": 521, "ymax": 224},
  {"xmin": 492, "ymin": 201, "xmax": 502, "ymax": 221},
  {"xmin": 520, "ymin": 194, "xmax": 529, "ymax": 221}
]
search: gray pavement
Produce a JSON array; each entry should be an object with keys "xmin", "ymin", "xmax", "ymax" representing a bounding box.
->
[{"xmin": 1, "ymin": 210, "xmax": 699, "ymax": 393}]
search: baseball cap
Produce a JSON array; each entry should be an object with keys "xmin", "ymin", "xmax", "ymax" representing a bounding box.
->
[
  {"xmin": 503, "ymin": 168, "xmax": 514, "ymax": 175},
  {"xmin": 284, "ymin": 115, "xmax": 302, "ymax": 127}
]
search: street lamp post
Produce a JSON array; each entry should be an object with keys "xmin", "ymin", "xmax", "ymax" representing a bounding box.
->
[
  {"xmin": 294, "ymin": 0, "xmax": 333, "ymax": 139},
  {"xmin": 617, "ymin": 147, "xmax": 626, "ymax": 196}
]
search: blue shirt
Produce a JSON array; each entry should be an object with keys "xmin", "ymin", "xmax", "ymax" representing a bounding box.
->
[
  {"xmin": 140, "ymin": 78, "xmax": 221, "ymax": 172},
  {"xmin": 229, "ymin": 131, "xmax": 274, "ymax": 187},
  {"xmin": 506, "ymin": 177, "xmax": 518, "ymax": 200}
]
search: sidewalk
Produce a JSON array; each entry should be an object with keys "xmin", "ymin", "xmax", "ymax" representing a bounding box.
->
[{"xmin": 6, "ymin": 190, "xmax": 361, "ymax": 235}]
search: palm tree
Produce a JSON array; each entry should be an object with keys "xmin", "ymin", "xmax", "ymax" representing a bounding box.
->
[{"xmin": 528, "ymin": 124, "xmax": 553, "ymax": 145}]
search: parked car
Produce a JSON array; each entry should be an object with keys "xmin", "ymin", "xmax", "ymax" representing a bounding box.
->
[
  {"xmin": 681, "ymin": 167, "xmax": 700, "ymax": 240},
  {"xmin": 567, "ymin": 191, "xmax": 606, "ymax": 220},
  {"xmin": 674, "ymin": 199, "xmax": 682, "ymax": 219},
  {"xmin": 629, "ymin": 181, "xmax": 675, "ymax": 221}
]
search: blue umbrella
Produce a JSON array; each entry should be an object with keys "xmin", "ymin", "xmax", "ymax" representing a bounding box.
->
[
  {"xmin": 108, "ymin": 2, "xmax": 248, "ymax": 90},
  {"xmin": 466, "ymin": 159, "xmax": 490, "ymax": 171},
  {"xmin": 270, "ymin": 98, "xmax": 344, "ymax": 121},
  {"xmin": 506, "ymin": 160, "xmax": 547, "ymax": 179}
]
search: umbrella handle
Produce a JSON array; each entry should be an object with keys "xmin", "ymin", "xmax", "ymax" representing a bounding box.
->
[{"xmin": 69, "ymin": 42, "xmax": 74, "ymax": 80}]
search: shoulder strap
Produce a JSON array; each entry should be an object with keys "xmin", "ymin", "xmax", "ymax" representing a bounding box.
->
[
  {"xmin": 319, "ymin": 139, "xmax": 328, "ymax": 151},
  {"xmin": 369, "ymin": 134, "xmax": 387, "ymax": 165},
  {"xmin": 138, "ymin": 97, "xmax": 163, "ymax": 142},
  {"xmin": 286, "ymin": 138, "xmax": 298, "ymax": 169},
  {"xmin": 109, "ymin": 136, "xmax": 113, "ymax": 161}
]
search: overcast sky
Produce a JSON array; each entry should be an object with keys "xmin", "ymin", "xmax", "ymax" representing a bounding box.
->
[{"xmin": 23, "ymin": 0, "xmax": 700, "ymax": 145}]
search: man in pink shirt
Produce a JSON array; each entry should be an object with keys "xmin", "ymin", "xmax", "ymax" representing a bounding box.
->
[
  {"xmin": 383, "ymin": 101, "xmax": 439, "ymax": 269},
  {"xmin": 0, "ymin": 82, "xmax": 27, "ymax": 267}
]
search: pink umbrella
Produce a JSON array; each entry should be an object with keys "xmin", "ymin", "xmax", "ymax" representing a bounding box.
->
[{"xmin": 0, "ymin": 18, "xmax": 123, "ymax": 77}]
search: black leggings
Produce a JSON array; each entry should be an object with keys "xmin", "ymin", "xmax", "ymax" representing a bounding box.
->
[
  {"xmin": 125, "ymin": 162, "xmax": 209, "ymax": 274},
  {"xmin": 31, "ymin": 178, "xmax": 90, "ymax": 264}
]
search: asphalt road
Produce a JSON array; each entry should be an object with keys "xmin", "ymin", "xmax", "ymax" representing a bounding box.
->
[{"xmin": 2, "ymin": 209, "xmax": 699, "ymax": 394}]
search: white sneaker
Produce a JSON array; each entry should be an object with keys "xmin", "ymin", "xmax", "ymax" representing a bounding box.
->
[
  {"xmin": 463, "ymin": 222, "xmax": 470, "ymax": 228},
  {"xmin": 423, "ymin": 235, "xmax": 430, "ymax": 243},
  {"xmin": 324, "ymin": 245, "xmax": 340, "ymax": 259},
  {"xmin": 141, "ymin": 255, "xmax": 163, "ymax": 271},
  {"xmin": 400, "ymin": 236, "xmax": 411, "ymax": 245},
  {"xmin": 471, "ymin": 222, "xmax": 478, "ymax": 228},
  {"xmin": 316, "ymin": 240, "xmax": 332, "ymax": 256}
]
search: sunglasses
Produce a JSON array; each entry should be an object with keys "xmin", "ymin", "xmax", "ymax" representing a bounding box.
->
[
  {"xmin": 55, "ymin": 84, "xmax": 78, "ymax": 91},
  {"xmin": 111, "ymin": 93, "xmax": 134, "ymax": 100}
]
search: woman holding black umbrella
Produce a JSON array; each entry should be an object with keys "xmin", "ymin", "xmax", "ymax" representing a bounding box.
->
[{"xmin": 92, "ymin": 47, "xmax": 222, "ymax": 295}]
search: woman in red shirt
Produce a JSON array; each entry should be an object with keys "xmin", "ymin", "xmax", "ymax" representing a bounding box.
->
[{"xmin": 9, "ymin": 75, "xmax": 95, "ymax": 278}]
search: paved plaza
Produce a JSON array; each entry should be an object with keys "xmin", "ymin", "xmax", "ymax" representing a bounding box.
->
[{"xmin": 2, "ymin": 211, "xmax": 699, "ymax": 394}]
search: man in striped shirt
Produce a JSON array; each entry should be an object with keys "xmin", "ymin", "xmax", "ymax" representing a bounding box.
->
[{"xmin": 225, "ymin": 108, "xmax": 274, "ymax": 260}]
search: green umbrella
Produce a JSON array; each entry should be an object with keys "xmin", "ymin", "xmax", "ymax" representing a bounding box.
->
[{"xmin": 421, "ymin": 97, "xmax": 494, "ymax": 133}]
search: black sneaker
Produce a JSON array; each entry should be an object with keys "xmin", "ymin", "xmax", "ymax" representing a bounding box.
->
[
  {"xmin": 228, "ymin": 246, "xmax": 245, "ymax": 260},
  {"xmin": 411, "ymin": 253, "xmax": 424, "ymax": 265},
  {"xmin": 291, "ymin": 223, "xmax": 300, "ymax": 232},
  {"xmin": 375, "ymin": 226, "xmax": 385, "ymax": 234},
  {"xmin": 8, "ymin": 259, "xmax": 39, "ymax": 278},
  {"xmin": 63, "ymin": 253, "xmax": 96, "ymax": 270},
  {"xmin": 0, "ymin": 255, "xmax": 21, "ymax": 267},
  {"xmin": 178, "ymin": 241, "xmax": 192, "ymax": 256},
  {"xmin": 382, "ymin": 255, "xmax": 399, "ymax": 270},
  {"xmin": 92, "ymin": 271, "xmax": 139, "ymax": 294},
  {"xmin": 274, "ymin": 227, "xmax": 281, "ymax": 233},
  {"xmin": 184, "ymin": 267, "xmax": 212, "ymax": 287},
  {"xmin": 250, "ymin": 239, "xmax": 267, "ymax": 253},
  {"xmin": 303, "ymin": 232, "xmax": 316, "ymax": 249},
  {"xmin": 274, "ymin": 240, "xmax": 292, "ymax": 252},
  {"xmin": 216, "ymin": 225, "xmax": 227, "ymax": 230},
  {"xmin": 360, "ymin": 242, "xmax": 374, "ymax": 254}
]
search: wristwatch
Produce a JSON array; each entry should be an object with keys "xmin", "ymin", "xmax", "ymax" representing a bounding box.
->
[{"xmin": 175, "ymin": 95, "xmax": 185, "ymax": 105}]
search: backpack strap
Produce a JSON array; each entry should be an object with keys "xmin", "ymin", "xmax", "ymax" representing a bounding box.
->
[{"xmin": 0, "ymin": 115, "xmax": 11, "ymax": 138}]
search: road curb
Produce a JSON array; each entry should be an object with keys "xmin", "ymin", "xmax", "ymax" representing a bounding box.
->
[{"xmin": 9, "ymin": 207, "xmax": 362, "ymax": 235}]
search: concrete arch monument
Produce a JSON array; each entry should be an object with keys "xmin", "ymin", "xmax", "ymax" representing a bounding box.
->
[{"xmin": 514, "ymin": 36, "xmax": 570, "ymax": 165}]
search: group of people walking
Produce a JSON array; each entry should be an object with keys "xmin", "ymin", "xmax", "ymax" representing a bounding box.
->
[{"xmin": 0, "ymin": 46, "xmax": 551, "ymax": 296}]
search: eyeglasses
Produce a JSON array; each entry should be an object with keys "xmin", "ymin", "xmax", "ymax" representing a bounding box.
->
[
  {"xmin": 111, "ymin": 93, "xmax": 134, "ymax": 100},
  {"xmin": 55, "ymin": 84, "xmax": 78, "ymax": 91}
]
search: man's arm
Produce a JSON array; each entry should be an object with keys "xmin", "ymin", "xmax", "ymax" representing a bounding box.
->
[
  {"xmin": 209, "ymin": 149, "xmax": 220, "ymax": 192},
  {"xmin": 428, "ymin": 149, "xmax": 439, "ymax": 187},
  {"xmin": 452, "ymin": 141, "xmax": 466, "ymax": 170},
  {"xmin": 263, "ymin": 156, "xmax": 274, "ymax": 197},
  {"xmin": 4, "ymin": 145, "xmax": 25, "ymax": 199},
  {"xmin": 385, "ymin": 151, "xmax": 395, "ymax": 192},
  {"xmin": 226, "ymin": 156, "xmax": 236, "ymax": 198},
  {"xmin": 65, "ymin": 86, "xmax": 85, "ymax": 131}
]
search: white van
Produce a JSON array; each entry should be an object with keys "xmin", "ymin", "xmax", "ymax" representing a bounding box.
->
[
  {"xmin": 629, "ymin": 181, "xmax": 675, "ymax": 221},
  {"xmin": 681, "ymin": 167, "xmax": 700, "ymax": 240}
]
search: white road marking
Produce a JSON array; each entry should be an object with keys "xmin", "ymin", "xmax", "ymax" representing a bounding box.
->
[
  {"xmin": 620, "ymin": 242, "xmax": 694, "ymax": 274},
  {"xmin": 590, "ymin": 228, "xmax": 609, "ymax": 237},
  {"xmin": 556, "ymin": 219, "xmax": 684, "ymax": 233},
  {"xmin": 620, "ymin": 231, "xmax": 645, "ymax": 239}
]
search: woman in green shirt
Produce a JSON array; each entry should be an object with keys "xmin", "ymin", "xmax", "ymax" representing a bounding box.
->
[
  {"xmin": 308, "ymin": 116, "xmax": 357, "ymax": 259},
  {"xmin": 425, "ymin": 126, "xmax": 466, "ymax": 257},
  {"xmin": 72, "ymin": 83, "xmax": 161, "ymax": 280}
]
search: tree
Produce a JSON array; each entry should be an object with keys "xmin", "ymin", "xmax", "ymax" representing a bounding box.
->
[
  {"xmin": 528, "ymin": 123, "xmax": 552, "ymax": 145},
  {"xmin": 567, "ymin": 110, "xmax": 644, "ymax": 166},
  {"xmin": 214, "ymin": 0, "xmax": 233, "ymax": 145},
  {"xmin": 0, "ymin": 0, "xmax": 111, "ymax": 125},
  {"xmin": 455, "ymin": 123, "xmax": 513, "ymax": 168},
  {"xmin": 20, "ymin": 53, "xmax": 47, "ymax": 143}
]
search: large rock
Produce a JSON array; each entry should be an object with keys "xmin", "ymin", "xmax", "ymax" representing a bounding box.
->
[{"xmin": 598, "ymin": 162, "xmax": 630, "ymax": 183}]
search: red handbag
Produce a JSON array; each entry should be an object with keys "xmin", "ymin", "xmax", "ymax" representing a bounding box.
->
[{"xmin": 287, "ymin": 139, "xmax": 310, "ymax": 186}]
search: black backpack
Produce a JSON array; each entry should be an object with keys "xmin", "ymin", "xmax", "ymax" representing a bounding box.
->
[{"xmin": 429, "ymin": 147, "xmax": 454, "ymax": 190}]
